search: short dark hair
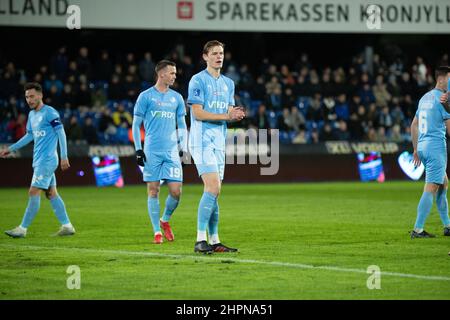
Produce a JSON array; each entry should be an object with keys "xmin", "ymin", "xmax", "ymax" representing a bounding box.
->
[
  {"xmin": 435, "ymin": 66, "xmax": 450, "ymax": 79},
  {"xmin": 155, "ymin": 60, "xmax": 176, "ymax": 74},
  {"xmin": 24, "ymin": 82, "xmax": 43, "ymax": 93},
  {"xmin": 203, "ymin": 40, "xmax": 225, "ymax": 55}
]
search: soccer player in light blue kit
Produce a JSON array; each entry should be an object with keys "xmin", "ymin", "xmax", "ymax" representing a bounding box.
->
[
  {"xmin": 410, "ymin": 66, "xmax": 450, "ymax": 238},
  {"xmin": 132, "ymin": 60, "xmax": 187, "ymax": 244},
  {"xmin": 1, "ymin": 83, "xmax": 75, "ymax": 238},
  {"xmin": 188, "ymin": 40, "xmax": 246, "ymax": 253}
]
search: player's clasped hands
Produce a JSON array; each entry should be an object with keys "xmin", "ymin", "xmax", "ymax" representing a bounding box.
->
[
  {"xmin": 0, "ymin": 149, "xmax": 11, "ymax": 158},
  {"xmin": 440, "ymin": 92, "xmax": 448, "ymax": 105},
  {"xmin": 228, "ymin": 106, "xmax": 246, "ymax": 121}
]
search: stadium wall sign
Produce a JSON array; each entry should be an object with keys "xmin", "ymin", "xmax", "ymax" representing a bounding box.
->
[
  {"xmin": 324, "ymin": 141, "xmax": 400, "ymax": 155},
  {"xmin": 0, "ymin": 0, "xmax": 449, "ymax": 34},
  {"xmin": 0, "ymin": 142, "xmax": 411, "ymax": 158}
]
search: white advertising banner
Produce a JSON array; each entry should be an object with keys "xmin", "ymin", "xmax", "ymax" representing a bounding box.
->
[{"xmin": 0, "ymin": 0, "xmax": 449, "ymax": 33}]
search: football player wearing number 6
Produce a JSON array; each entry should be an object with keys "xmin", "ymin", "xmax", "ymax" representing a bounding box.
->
[
  {"xmin": 410, "ymin": 66, "xmax": 450, "ymax": 238},
  {"xmin": 132, "ymin": 60, "xmax": 188, "ymax": 244}
]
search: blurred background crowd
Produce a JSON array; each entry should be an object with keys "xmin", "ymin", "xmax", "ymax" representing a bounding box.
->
[{"xmin": 1, "ymin": 41, "xmax": 448, "ymax": 146}]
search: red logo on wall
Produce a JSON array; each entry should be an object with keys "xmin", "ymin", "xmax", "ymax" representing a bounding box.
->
[{"xmin": 177, "ymin": 1, "xmax": 193, "ymax": 20}]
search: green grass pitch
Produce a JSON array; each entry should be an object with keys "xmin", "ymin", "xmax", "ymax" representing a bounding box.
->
[{"xmin": 0, "ymin": 181, "xmax": 449, "ymax": 300}]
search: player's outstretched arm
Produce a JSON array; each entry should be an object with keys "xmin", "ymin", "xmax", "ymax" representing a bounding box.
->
[
  {"xmin": 411, "ymin": 116, "xmax": 420, "ymax": 167},
  {"xmin": 132, "ymin": 115, "xmax": 143, "ymax": 151},
  {"xmin": 132, "ymin": 115, "xmax": 146, "ymax": 166},
  {"xmin": 177, "ymin": 115, "xmax": 188, "ymax": 153},
  {"xmin": 56, "ymin": 128, "xmax": 70, "ymax": 171},
  {"xmin": 0, "ymin": 132, "xmax": 34, "ymax": 157}
]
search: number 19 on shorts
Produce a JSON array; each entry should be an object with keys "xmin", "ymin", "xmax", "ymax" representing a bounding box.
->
[
  {"xmin": 419, "ymin": 111, "xmax": 427, "ymax": 134},
  {"xmin": 169, "ymin": 167, "xmax": 182, "ymax": 178}
]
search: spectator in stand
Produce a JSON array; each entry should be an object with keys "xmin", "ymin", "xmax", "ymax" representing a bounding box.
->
[
  {"xmin": 348, "ymin": 105, "xmax": 367, "ymax": 140},
  {"xmin": 367, "ymin": 127, "xmax": 377, "ymax": 141},
  {"xmin": 292, "ymin": 129, "xmax": 307, "ymax": 144},
  {"xmin": 399, "ymin": 72, "xmax": 416, "ymax": 99},
  {"xmin": 116, "ymin": 122, "xmax": 129, "ymax": 144},
  {"xmin": 124, "ymin": 74, "xmax": 140, "ymax": 101},
  {"xmin": 277, "ymin": 108, "xmax": 290, "ymax": 132},
  {"xmin": 76, "ymin": 83, "xmax": 92, "ymax": 108},
  {"xmin": 65, "ymin": 116, "xmax": 84, "ymax": 143},
  {"xmin": 139, "ymin": 51, "xmax": 155, "ymax": 83},
  {"xmin": 280, "ymin": 65, "xmax": 295, "ymax": 87},
  {"xmin": 288, "ymin": 106, "xmax": 306, "ymax": 132},
  {"xmin": 50, "ymin": 46, "xmax": 68, "ymax": 79},
  {"xmin": 95, "ymin": 50, "xmax": 114, "ymax": 82},
  {"xmin": 378, "ymin": 105, "xmax": 393, "ymax": 130},
  {"xmin": 76, "ymin": 47, "xmax": 91, "ymax": 77},
  {"xmin": 323, "ymin": 96, "xmax": 337, "ymax": 122},
  {"xmin": 109, "ymin": 74, "xmax": 126, "ymax": 100},
  {"xmin": 282, "ymin": 87, "xmax": 296, "ymax": 108},
  {"xmin": 112, "ymin": 103, "xmax": 133, "ymax": 128},
  {"xmin": 239, "ymin": 64, "xmax": 253, "ymax": 92},
  {"xmin": 6, "ymin": 113, "xmax": 27, "ymax": 142},
  {"xmin": 265, "ymin": 86, "xmax": 282, "ymax": 110},
  {"xmin": 310, "ymin": 128, "xmax": 320, "ymax": 144},
  {"xmin": 389, "ymin": 124, "xmax": 403, "ymax": 143},
  {"xmin": 335, "ymin": 94, "xmax": 350, "ymax": 121},
  {"xmin": 359, "ymin": 83, "xmax": 376, "ymax": 105},
  {"xmin": 61, "ymin": 84, "xmax": 77, "ymax": 110},
  {"xmin": 375, "ymin": 126, "xmax": 387, "ymax": 142},
  {"xmin": 98, "ymin": 107, "xmax": 117, "ymax": 138},
  {"xmin": 319, "ymin": 123, "xmax": 335, "ymax": 141},
  {"xmin": 45, "ymin": 84, "xmax": 63, "ymax": 108},
  {"xmin": 82, "ymin": 117, "xmax": 99, "ymax": 144},
  {"xmin": 252, "ymin": 76, "xmax": 266, "ymax": 100},
  {"xmin": 334, "ymin": 120, "xmax": 350, "ymax": 141},
  {"xmin": 390, "ymin": 99, "xmax": 405, "ymax": 126},
  {"xmin": 373, "ymin": 75, "xmax": 391, "ymax": 107},
  {"xmin": 91, "ymin": 88, "xmax": 108, "ymax": 109},
  {"xmin": 251, "ymin": 104, "xmax": 270, "ymax": 130},
  {"xmin": 307, "ymin": 93, "xmax": 324, "ymax": 122}
]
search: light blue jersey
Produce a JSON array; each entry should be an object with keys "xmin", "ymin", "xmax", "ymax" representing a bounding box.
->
[
  {"xmin": 415, "ymin": 88, "xmax": 450, "ymax": 184},
  {"xmin": 416, "ymin": 88, "xmax": 450, "ymax": 151},
  {"xmin": 25, "ymin": 105, "xmax": 64, "ymax": 168},
  {"xmin": 187, "ymin": 69, "xmax": 235, "ymax": 151},
  {"xmin": 134, "ymin": 86, "xmax": 186, "ymax": 152}
]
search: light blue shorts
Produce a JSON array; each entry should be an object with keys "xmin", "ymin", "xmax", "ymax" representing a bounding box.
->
[
  {"xmin": 418, "ymin": 149, "xmax": 447, "ymax": 184},
  {"xmin": 31, "ymin": 165, "xmax": 57, "ymax": 190},
  {"xmin": 190, "ymin": 147, "xmax": 225, "ymax": 180},
  {"xmin": 143, "ymin": 151, "xmax": 183, "ymax": 182}
]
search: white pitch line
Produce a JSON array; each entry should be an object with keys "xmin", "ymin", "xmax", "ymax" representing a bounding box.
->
[{"xmin": 1, "ymin": 243, "xmax": 450, "ymax": 282}]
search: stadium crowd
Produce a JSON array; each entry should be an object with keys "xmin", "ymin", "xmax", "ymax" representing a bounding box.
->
[{"xmin": 0, "ymin": 45, "xmax": 448, "ymax": 145}]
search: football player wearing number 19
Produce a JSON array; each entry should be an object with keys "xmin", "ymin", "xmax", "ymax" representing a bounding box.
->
[
  {"xmin": 410, "ymin": 66, "xmax": 450, "ymax": 239},
  {"xmin": 132, "ymin": 60, "xmax": 187, "ymax": 244},
  {"xmin": 1, "ymin": 83, "xmax": 75, "ymax": 238}
]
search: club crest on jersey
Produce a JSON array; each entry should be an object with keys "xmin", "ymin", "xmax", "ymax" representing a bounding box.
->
[{"xmin": 31, "ymin": 115, "xmax": 44, "ymax": 129}]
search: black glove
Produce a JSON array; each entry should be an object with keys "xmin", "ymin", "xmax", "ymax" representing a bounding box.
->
[{"xmin": 136, "ymin": 150, "xmax": 146, "ymax": 166}]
